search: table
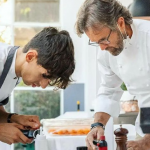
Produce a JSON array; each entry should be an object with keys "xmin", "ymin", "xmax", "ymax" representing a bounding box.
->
[
  {"xmin": 0, "ymin": 141, "xmax": 11, "ymax": 150},
  {"xmin": 38, "ymin": 111, "xmax": 114, "ymax": 150}
]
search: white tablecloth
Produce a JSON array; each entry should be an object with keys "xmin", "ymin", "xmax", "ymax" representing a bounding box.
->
[
  {"xmin": 46, "ymin": 135, "xmax": 86, "ymax": 150},
  {"xmin": 0, "ymin": 141, "xmax": 11, "ymax": 150}
]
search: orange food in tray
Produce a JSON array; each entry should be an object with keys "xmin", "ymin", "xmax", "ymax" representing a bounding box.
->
[
  {"xmin": 70, "ymin": 129, "xmax": 77, "ymax": 134},
  {"xmin": 48, "ymin": 127, "xmax": 90, "ymax": 135},
  {"xmin": 48, "ymin": 129, "xmax": 56, "ymax": 133}
]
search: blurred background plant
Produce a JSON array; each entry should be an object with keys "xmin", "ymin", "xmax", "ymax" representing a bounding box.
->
[{"xmin": 121, "ymin": 83, "xmax": 127, "ymax": 91}]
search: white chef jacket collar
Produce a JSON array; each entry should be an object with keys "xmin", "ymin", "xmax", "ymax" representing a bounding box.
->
[
  {"xmin": 128, "ymin": 19, "xmax": 136, "ymax": 45},
  {"xmin": 122, "ymin": 20, "xmax": 136, "ymax": 49}
]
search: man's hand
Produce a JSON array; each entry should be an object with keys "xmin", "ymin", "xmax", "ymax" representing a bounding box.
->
[
  {"xmin": 11, "ymin": 115, "xmax": 41, "ymax": 129},
  {"xmin": 0, "ymin": 123, "xmax": 33, "ymax": 145},
  {"xmin": 127, "ymin": 134, "xmax": 150, "ymax": 150},
  {"xmin": 86, "ymin": 112, "xmax": 110, "ymax": 150},
  {"xmin": 86, "ymin": 126, "xmax": 104, "ymax": 150},
  {"xmin": 127, "ymin": 140, "xmax": 143, "ymax": 150}
]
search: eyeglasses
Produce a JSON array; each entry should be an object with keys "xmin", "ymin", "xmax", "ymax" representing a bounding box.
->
[{"xmin": 88, "ymin": 29, "xmax": 112, "ymax": 47}]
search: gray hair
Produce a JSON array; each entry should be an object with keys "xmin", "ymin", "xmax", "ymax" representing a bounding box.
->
[{"xmin": 75, "ymin": 0, "xmax": 133, "ymax": 36}]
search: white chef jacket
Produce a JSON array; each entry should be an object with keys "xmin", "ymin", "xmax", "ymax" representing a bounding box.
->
[
  {"xmin": 94, "ymin": 19, "xmax": 150, "ymax": 136},
  {"xmin": 0, "ymin": 42, "xmax": 21, "ymax": 102}
]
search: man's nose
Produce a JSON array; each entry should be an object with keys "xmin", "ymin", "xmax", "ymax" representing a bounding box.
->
[
  {"xmin": 40, "ymin": 79, "xmax": 49, "ymax": 89},
  {"xmin": 99, "ymin": 44, "xmax": 108, "ymax": 50}
]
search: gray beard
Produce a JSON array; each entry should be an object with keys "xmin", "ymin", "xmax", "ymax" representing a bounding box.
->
[
  {"xmin": 106, "ymin": 29, "xmax": 125, "ymax": 56},
  {"xmin": 108, "ymin": 47, "xmax": 123, "ymax": 56}
]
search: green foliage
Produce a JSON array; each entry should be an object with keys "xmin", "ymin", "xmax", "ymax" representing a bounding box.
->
[
  {"xmin": 13, "ymin": 90, "xmax": 60, "ymax": 150},
  {"xmin": 21, "ymin": 7, "xmax": 31, "ymax": 16},
  {"xmin": 14, "ymin": 90, "xmax": 60, "ymax": 119},
  {"xmin": 121, "ymin": 82, "xmax": 127, "ymax": 91}
]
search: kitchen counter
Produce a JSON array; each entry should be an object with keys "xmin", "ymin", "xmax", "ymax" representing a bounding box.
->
[{"xmin": 114, "ymin": 112, "xmax": 138, "ymax": 125}]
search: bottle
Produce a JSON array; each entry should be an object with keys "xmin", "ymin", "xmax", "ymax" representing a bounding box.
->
[
  {"xmin": 99, "ymin": 136, "xmax": 107, "ymax": 150},
  {"xmin": 77, "ymin": 101, "xmax": 80, "ymax": 111},
  {"xmin": 35, "ymin": 127, "xmax": 48, "ymax": 150},
  {"xmin": 93, "ymin": 136, "xmax": 107, "ymax": 150}
]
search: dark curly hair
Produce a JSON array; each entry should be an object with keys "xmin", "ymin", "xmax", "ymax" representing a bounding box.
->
[{"xmin": 23, "ymin": 27, "xmax": 75, "ymax": 89}]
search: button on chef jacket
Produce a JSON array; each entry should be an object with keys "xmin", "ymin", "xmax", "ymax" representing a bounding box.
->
[
  {"xmin": 94, "ymin": 19, "xmax": 150, "ymax": 137},
  {"xmin": 0, "ymin": 42, "xmax": 22, "ymax": 102}
]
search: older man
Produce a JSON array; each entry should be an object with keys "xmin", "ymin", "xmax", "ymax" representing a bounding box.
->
[{"xmin": 75, "ymin": 0, "xmax": 150, "ymax": 150}]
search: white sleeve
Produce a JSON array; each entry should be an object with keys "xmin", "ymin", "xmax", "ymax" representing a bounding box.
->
[{"xmin": 94, "ymin": 52, "xmax": 123, "ymax": 117}]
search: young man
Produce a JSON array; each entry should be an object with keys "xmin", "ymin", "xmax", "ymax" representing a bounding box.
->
[
  {"xmin": 75, "ymin": 0, "xmax": 150, "ymax": 150},
  {"xmin": 0, "ymin": 27, "xmax": 75, "ymax": 144}
]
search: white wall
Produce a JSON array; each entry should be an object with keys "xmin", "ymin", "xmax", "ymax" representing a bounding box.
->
[
  {"xmin": 120, "ymin": 0, "xmax": 133, "ymax": 7},
  {"xmin": 60, "ymin": 0, "xmax": 86, "ymax": 83}
]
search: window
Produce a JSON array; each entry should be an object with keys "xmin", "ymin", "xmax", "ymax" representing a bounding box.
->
[
  {"xmin": 0, "ymin": 0, "xmax": 61, "ymax": 150},
  {"xmin": 13, "ymin": 87, "xmax": 60, "ymax": 119},
  {"xmin": 0, "ymin": 0, "xmax": 60, "ymax": 45},
  {"xmin": 15, "ymin": 0, "xmax": 60, "ymax": 23}
]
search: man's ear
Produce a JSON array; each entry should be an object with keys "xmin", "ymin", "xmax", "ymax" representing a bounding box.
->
[
  {"xmin": 117, "ymin": 17, "xmax": 126, "ymax": 30},
  {"xmin": 26, "ymin": 50, "xmax": 38, "ymax": 62}
]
